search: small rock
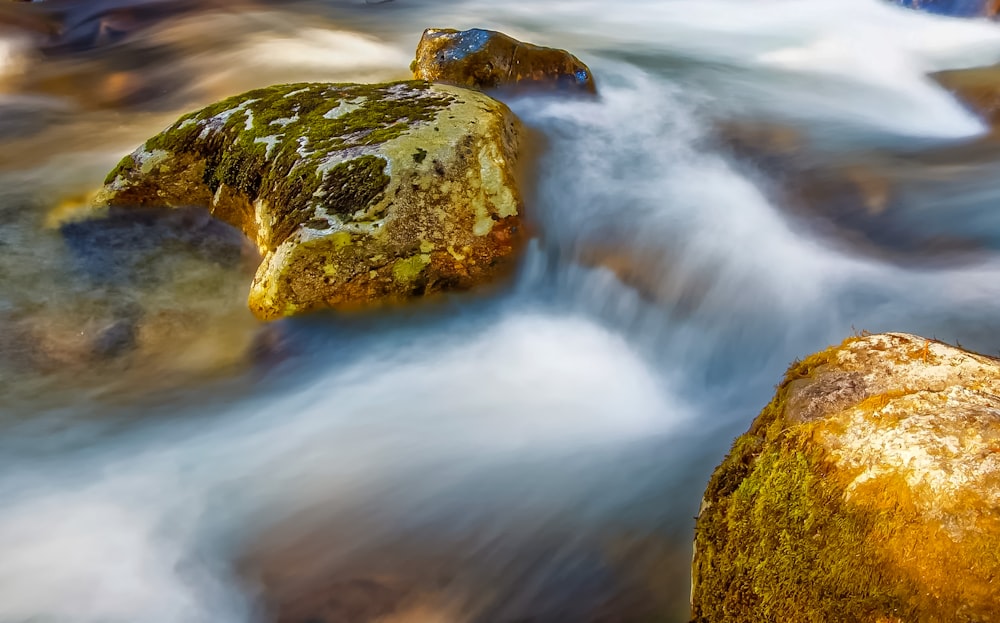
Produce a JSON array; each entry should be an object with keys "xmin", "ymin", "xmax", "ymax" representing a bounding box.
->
[{"xmin": 412, "ymin": 28, "xmax": 596, "ymax": 94}]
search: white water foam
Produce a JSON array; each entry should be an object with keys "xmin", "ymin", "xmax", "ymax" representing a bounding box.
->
[
  {"xmin": 139, "ymin": 12, "xmax": 412, "ymax": 100},
  {"xmin": 450, "ymin": 0, "xmax": 1000, "ymax": 137},
  {"xmin": 0, "ymin": 313, "xmax": 682, "ymax": 623},
  {"xmin": 511, "ymin": 64, "xmax": 842, "ymax": 320},
  {"xmin": 239, "ymin": 28, "xmax": 411, "ymax": 74},
  {"xmin": 0, "ymin": 35, "xmax": 27, "ymax": 85},
  {"xmin": 0, "ymin": 483, "xmax": 250, "ymax": 623}
]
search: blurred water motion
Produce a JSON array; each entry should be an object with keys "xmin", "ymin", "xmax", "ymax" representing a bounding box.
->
[{"xmin": 4, "ymin": 0, "xmax": 1000, "ymax": 621}]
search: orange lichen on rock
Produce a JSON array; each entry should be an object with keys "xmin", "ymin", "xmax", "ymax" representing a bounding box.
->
[{"xmin": 693, "ymin": 333, "xmax": 1000, "ymax": 622}]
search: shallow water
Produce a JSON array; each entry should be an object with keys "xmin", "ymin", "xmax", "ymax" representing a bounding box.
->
[{"xmin": 3, "ymin": 1, "xmax": 1000, "ymax": 621}]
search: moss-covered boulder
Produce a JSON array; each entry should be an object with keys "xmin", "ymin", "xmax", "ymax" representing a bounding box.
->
[
  {"xmin": 412, "ymin": 28, "xmax": 595, "ymax": 94},
  {"xmin": 692, "ymin": 332, "xmax": 1000, "ymax": 623},
  {"xmin": 92, "ymin": 81, "xmax": 523, "ymax": 320}
]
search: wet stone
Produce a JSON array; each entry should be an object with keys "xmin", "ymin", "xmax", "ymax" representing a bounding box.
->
[
  {"xmin": 82, "ymin": 80, "xmax": 525, "ymax": 320},
  {"xmin": 412, "ymin": 28, "xmax": 596, "ymax": 94},
  {"xmin": 693, "ymin": 333, "xmax": 1000, "ymax": 622}
]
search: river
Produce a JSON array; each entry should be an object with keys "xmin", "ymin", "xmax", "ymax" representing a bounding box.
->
[{"xmin": 2, "ymin": 1, "xmax": 1000, "ymax": 621}]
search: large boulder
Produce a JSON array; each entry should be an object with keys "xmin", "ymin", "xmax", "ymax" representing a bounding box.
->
[
  {"xmin": 692, "ymin": 333, "xmax": 1000, "ymax": 622},
  {"xmin": 412, "ymin": 28, "xmax": 596, "ymax": 94},
  {"xmin": 91, "ymin": 81, "xmax": 524, "ymax": 320}
]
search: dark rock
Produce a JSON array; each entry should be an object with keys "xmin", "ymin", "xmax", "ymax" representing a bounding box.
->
[{"xmin": 412, "ymin": 28, "xmax": 596, "ymax": 94}]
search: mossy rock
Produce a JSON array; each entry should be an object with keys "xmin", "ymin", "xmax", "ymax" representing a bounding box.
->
[
  {"xmin": 92, "ymin": 80, "xmax": 524, "ymax": 320},
  {"xmin": 412, "ymin": 28, "xmax": 596, "ymax": 94},
  {"xmin": 692, "ymin": 333, "xmax": 1000, "ymax": 623}
]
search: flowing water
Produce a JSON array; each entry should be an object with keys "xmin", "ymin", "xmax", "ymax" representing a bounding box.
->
[{"xmin": 3, "ymin": 0, "xmax": 1000, "ymax": 621}]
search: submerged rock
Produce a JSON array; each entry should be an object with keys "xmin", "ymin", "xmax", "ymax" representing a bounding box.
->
[
  {"xmin": 711, "ymin": 119, "xmax": 999, "ymax": 265},
  {"xmin": 933, "ymin": 64, "xmax": 1000, "ymax": 126},
  {"xmin": 91, "ymin": 81, "xmax": 524, "ymax": 320},
  {"xmin": 692, "ymin": 333, "xmax": 1000, "ymax": 622},
  {"xmin": 412, "ymin": 28, "xmax": 595, "ymax": 94},
  {"xmin": 0, "ymin": 201, "xmax": 269, "ymax": 401}
]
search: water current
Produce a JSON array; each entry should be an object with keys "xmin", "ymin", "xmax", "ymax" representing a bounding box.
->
[{"xmin": 3, "ymin": 1, "xmax": 1000, "ymax": 621}]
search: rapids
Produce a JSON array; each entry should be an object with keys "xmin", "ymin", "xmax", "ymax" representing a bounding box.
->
[{"xmin": 2, "ymin": 1, "xmax": 1000, "ymax": 621}]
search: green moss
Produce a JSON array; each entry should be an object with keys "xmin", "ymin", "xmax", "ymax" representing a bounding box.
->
[
  {"xmin": 213, "ymin": 145, "xmax": 266, "ymax": 197},
  {"xmin": 695, "ymin": 422, "xmax": 911, "ymax": 622},
  {"xmin": 271, "ymin": 155, "xmax": 390, "ymax": 245},
  {"xmin": 693, "ymin": 336, "xmax": 916, "ymax": 623},
  {"xmin": 392, "ymin": 253, "xmax": 431, "ymax": 284},
  {"xmin": 104, "ymin": 155, "xmax": 134, "ymax": 185},
  {"xmin": 130, "ymin": 81, "xmax": 452, "ymax": 247},
  {"xmin": 329, "ymin": 231, "xmax": 353, "ymax": 250},
  {"xmin": 783, "ymin": 338, "xmax": 854, "ymax": 383},
  {"xmin": 696, "ymin": 445, "xmax": 908, "ymax": 623},
  {"xmin": 318, "ymin": 156, "xmax": 390, "ymax": 219}
]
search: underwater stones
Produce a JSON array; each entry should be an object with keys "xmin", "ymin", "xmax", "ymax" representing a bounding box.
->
[
  {"xmin": 92, "ymin": 80, "xmax": 524, "ymax": 320},
  {"xmin": 1, "ymin": 309, "xmax": 136, "ymax": 371},
  {"xmin": 692, "ymin": 333, "xmax": 1000, "ymax": 622},
  {"xmin": 412, "ymin": 28, "xmax": 596, "ymax": 94}
]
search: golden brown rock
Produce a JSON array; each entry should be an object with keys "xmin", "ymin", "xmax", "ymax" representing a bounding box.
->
[
  {"xmin": 86, "ymin": 81, "xmax": 524, "ymax": 320},
  {"xmin": 412, "ymin": 28, "xmax": 595, "ymax": 94},
  {"xmin": 933, "ymin": 64, "xmax": 1000, "ymax": 126},
  {"xmin": 692, "ymin": 333, "xmax": 1000, "ymax": 622}
]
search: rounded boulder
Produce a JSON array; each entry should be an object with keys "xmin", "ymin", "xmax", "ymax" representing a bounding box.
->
[
  {"xmin": 693, "ymin": 332, "xmax": 1000, "ymax": 622},
  {"xmin": 92, "ymin": 81, "xmax": 525, "ymax": 320}
]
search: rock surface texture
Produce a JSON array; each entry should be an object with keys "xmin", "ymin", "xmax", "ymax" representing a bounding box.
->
[
  {"xmin": 412, "ymin": 28, "xmax": 596, "ymax": 93},
  {"xmin": 93, "ymin": 81, "xmax": 524, "ymax": 320},
  {"xmin": 933, "ymin": 64, "xmax": 1000, "ymax": 127},
  {"xmin": 692, "ymin": 332, "xmax": 1000, "ymax": 623}
]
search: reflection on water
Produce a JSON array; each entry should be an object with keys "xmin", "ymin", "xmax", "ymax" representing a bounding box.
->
[{"xmin": 3, "ymin": 1, "xmax": 1000, "ymax": 621}]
